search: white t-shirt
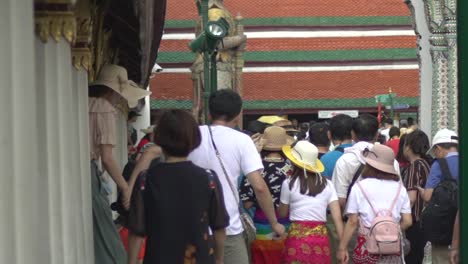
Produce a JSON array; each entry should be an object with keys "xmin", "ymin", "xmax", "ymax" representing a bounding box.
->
[
  {"xmin": 346, "ymin": 178, "xmax": 411, "ymax": 227},
  {"xmin": 280, "ymin": 178, "xmax": 338, "ymax": 222},
  {"xmin": 332, "ymin": 141, "xmax": 400, "ymax": 199},
  {"xmin": 188, "ymin": 125, "xmax": 263, "ymax": 235},
  {"xmin": 381, "ymin": 128, "xmax": 390, "ymax": 142}
]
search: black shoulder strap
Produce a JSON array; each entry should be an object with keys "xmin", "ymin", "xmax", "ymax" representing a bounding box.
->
[
  {"xmin": 335, "ymin": 146, "xmax": 345, "ymax": 153},
  {"xmin": 346, "ymin": 163, "xmax": 365, "ymax": 199},
  {"xmin": 437, "ymin": 158, "xmax": 453, "ymax": 181}
]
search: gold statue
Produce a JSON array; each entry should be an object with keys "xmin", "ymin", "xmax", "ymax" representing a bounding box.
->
[{"xmin": 191, "ymin": 0, "xmax": 247, "ymax": 121}]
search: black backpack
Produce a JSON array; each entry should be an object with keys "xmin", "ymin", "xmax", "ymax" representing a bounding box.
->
[{"xmin": 420, "ymin": 158, "xmax": 458, "ymax": 246}]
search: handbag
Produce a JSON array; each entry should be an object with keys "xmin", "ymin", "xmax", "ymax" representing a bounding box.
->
[{"xmin": 208, "ymin": 126, "xmax": 257, "ymax": 245}]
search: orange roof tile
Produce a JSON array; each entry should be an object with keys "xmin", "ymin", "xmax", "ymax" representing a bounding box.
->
[
  {"xmin": 166, "ymin": 0, "xmax": 411, "ymax": 21},
  {"xmin": 159, "ymin": 36, "xmax": 417, "ymax": 52},
  {"xmin": 150, "ymin": 70, "xmax": 419, "ymax": 101},
  {"xmin": 243, "ymin": 70, "xmax": 419, "ymax": 100},
  {"xmin": 150, "ymin": 73, "xmax": 192, "ymax": 100}
]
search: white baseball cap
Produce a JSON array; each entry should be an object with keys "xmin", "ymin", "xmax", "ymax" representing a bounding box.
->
[{"xmin": 427, "ymin": 128, "xmax": 459, "ymax": 155}]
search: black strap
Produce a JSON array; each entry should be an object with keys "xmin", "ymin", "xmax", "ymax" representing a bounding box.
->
[
  {"xmin": 335, "ymin": 146, "xmax": 345, "ymax": 153},
  {"xmin": 346, "ymin": 164, "xmax": 365, "ymax": 199},
  {"xmin": 437, "ymin": 158, "xmax": 453, "ymax": 181}
]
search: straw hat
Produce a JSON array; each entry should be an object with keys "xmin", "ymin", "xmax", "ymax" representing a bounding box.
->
[
  {"xmin": 273, "ymin": 119, "xmax": 298, "ymax": 132},
  {"xmin": 141, "ymin": 125, "xmax": 156, "ymax": 134},
  {"xmin": 90, "ymin": 64, "xmax": 151, "ymax": 108},
  {"xmin": 362, "ymin": 144, "xmax": 398, "ymax": 175},
  {"xmin": 262, "ymin": 126, "xmax": 294, "ymax": 151},
  {"xmin": 257, "ymin": 115, "xmax": 286, "ymax": 125},
  {"xmin": 282, "ymin": 141, "xmax": 324, "ymax": 173}
]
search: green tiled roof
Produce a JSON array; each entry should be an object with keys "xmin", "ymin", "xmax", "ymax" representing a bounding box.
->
[
  {"xmin": 150, "ymin": 99, "xmax": 193, "ymax": 109},
  {"xmin": 165, "ymin": 16, "xmax": 413, "ymax": 29},
  {"xmin": 151, "ymin": 97, "xmax": 418, "ymax": 110},
  {"xmin": 243, "ymin": 97, "xmax": 418, "ymax": 109},
  {"xmin": 158, "ymin": 49, "xmax": 418, "ymax": 64}
]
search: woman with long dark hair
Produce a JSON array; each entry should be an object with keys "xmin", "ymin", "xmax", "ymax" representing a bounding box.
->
[
  {"xmin": 397, "ymin": 133, "xmax": 410, "ymax": 171},
  {"xmin": 278, "ymin": 141, "xmax": 343, "ymax": 263},
  {"xmin": 402, "ymin": 130, "xmax": 431, "ymax": 264},
  {"xmin": 88, "ymin": 64, "xmax": 150, "ymax": 263}
]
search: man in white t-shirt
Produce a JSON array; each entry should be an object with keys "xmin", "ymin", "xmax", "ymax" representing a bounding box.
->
[
  {"xmin": 189, "ymin": 90, "xmax": 285, "ymax": 264},
  {"xmin": 379, "ymin": 118, "xmax": 393, "ymax": 142},
  {"xmin": 332, "ymin": 114, "xmax": 400, "ymax": 211}
]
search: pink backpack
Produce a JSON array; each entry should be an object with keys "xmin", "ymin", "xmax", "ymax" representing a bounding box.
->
[{"xmin": 357, "ymin": 182, "xmax": 402, "ymax": 255}]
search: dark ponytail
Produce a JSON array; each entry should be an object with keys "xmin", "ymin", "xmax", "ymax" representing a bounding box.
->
[{"xmin": 289, "ymin": 166, "xmax": 327, "ymax": 197}]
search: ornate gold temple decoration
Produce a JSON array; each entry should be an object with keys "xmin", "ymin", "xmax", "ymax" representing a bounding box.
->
[
  {"xmin": 75, "ymin": 17, "xmax": 92, "ymax": 44},
  {"xmin": 72, "ymin": 17, "xmax": 93, "ymax": 71},
  {"xmin": 72, "ymin": 48, "xmax": 91, "ymax": 70},
  {"xmin": 35, "ymin": 10, "xmax": 76, "ymax": 43}
]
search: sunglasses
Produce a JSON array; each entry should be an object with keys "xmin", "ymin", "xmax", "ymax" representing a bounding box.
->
[{"xmin": 362, "ymin": 148, "xmax": 378, "ymax": 158}]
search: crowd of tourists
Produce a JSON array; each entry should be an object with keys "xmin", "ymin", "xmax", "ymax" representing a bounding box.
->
[{"xmin": 88, "ymin": 64, "xmax": 460, "ymax": 264}]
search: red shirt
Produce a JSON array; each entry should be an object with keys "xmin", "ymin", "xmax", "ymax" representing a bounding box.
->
[
  {"xmin": 137, "ymin": 138, "xmax": 150, "ymax": 153},
  {"xmin": 386, "ymin": 138, "xmax": 400, "ymax": 158}
]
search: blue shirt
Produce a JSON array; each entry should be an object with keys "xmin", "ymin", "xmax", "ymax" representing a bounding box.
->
[
  {"xmin": 425, "ymin": 152, "xmax": 459, "ymax": 189},
  {"xmin": 320, "ymin": 143, "xmax": 354, "ymax": 178}
]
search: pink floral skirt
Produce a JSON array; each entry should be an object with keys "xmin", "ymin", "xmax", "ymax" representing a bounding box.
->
[{"xmin": 282, "ymin": 221, "xmax": 331, "ymax": 264}]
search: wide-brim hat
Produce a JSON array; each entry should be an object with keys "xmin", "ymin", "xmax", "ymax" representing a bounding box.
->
[
  {"xmin": 258, "ymin": 115, "xmax": 286, "ymax": 125},
  {"xmin": 426, "ymin": 128, "xmax": 459, "ymax": 156},
  {"xmin": 282, "ymin": 141, "xmax": 324, "ymax": 173},
  {"xmin": 262, "ymin": 126, "xmax": 294, "ymax": 151},
  {"xmin": 90, "ymin": 64, "xmax": 151, "ymax": 108},
  {"xmin": 273, "ymin": 119, "xmax": 298, "ymax": 132},
  {"xmin": 363, "ymin": 144, "xmax": 398, "ymax": 175}
]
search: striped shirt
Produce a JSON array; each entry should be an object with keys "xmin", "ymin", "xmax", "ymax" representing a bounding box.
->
[
  {"xmin": 89, "ymin": 97, "xmax": 117, "ymax": 160},
  {"xmin": 402, "ymin": 159, "xmax": 430, "ymax": 222}
]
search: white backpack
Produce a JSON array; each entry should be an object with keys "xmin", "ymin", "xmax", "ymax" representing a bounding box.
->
[{"xmin": 358, "ymin": 182, "xmax": 402, "ymax": 255}]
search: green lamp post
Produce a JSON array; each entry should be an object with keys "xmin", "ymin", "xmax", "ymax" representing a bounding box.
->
[{"xmin": 189, "ymin": 0, "xmax": 230, "ymax": 123}]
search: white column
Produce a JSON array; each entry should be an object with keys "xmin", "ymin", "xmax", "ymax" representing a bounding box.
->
[
  {"xmin": 0, "ymin": 1, "xmax": 42, "ymax": 264},
  {"xmin": 409, "ymin": 0, "xmax": 434, "ymax": 136},
  {"xmin": 35, "ymin": 38, "xmax": 94, "ymax": 264},
  {"xmin": 134, "ymin": 92, "xmax": 152, "ymax": 142},
  {"xmin": 72, "ymin": 69, "xmax": 93, "ymax": 263},
  {"xmin": 0, "ymin": 1, "xmax": 94, "ymax": 264}
]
